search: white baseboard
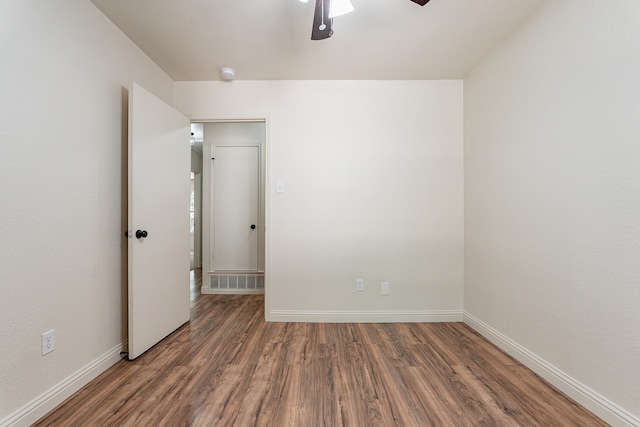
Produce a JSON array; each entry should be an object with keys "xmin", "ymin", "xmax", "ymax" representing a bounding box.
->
[
  {"xmin": 1, "ymin": 342, "xmax": 126, "ymax": 427},
  {"xmin": 269, "ymin": 309, "xmax": 463, "ymax": 323},
  {"xmin": 463, "ymin": 312, "xmax": 639, "ymax": 427}
]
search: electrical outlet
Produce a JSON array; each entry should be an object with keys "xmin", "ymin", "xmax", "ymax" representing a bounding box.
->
[
  {"xmin": 381, "ymin": 282, "xmax": 390, "ymax": 296},
  {"xmin": 356, "ymin": 278, "xmax": 364, "ymax": 292},
  {"xmin": 42, "ymin": 330, "xmax": 55, "ymax": 355}
]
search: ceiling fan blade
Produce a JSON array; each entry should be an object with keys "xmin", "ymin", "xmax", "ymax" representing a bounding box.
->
[
  {"xmin": 311, "ymin": 0, "xmax": 333, "ymax": 40},
  {"xmin": 410, "ymin": 0, "xmax": 430, "ymax": 5}
]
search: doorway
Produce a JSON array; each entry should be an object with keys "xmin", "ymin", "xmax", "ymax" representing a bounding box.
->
[
  {"xmin": 190, "ymin": 123, "xmax": 204, "ymax": 271},
  {"xmin": 199, "ymin": 121, "xmax": 266, "ymax": 294}
]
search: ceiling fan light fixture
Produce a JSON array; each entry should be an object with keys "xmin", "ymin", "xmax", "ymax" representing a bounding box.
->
[
  {"xmin": 219, "ymin": 67, "xmax": 236, "ymax": 81},
  {"xmin": 329, "ymin": 0, "xmax": 354, "ymax": 18}
]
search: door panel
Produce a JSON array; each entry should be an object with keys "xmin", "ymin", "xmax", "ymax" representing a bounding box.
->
[
  {"xmin": 213, "ymin": 146, "xmax": 260, "ymax": 271},
  {"xmin": 128, "ymin": 83, "xmax": 190, "ymax": 360}
]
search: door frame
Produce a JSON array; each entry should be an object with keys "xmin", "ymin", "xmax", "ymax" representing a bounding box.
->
[
  {"xmin": 191, "ymin": 116, "xmax": 270, "ymax": 316},
  {"xmin": 193, "ymin": 171, "xmax": 202, "ymax": 269}
]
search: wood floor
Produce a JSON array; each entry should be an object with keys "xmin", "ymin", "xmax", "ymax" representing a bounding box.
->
[{"xmin": 34, "ymin": 271, "xmax": 607, "ymax": 426}]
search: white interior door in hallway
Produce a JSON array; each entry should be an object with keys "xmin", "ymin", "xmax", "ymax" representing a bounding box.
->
[{"xmin": 213, "ymin": 145, "xmax": 260, "ymax": 271}]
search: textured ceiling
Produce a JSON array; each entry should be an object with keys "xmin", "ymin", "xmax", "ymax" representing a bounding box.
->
[{"xmin": 90, "ymin": 0, "xmax": 543, "ymax": 81}]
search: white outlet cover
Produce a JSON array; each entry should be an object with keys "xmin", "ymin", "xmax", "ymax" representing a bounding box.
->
[
  {"xmin": 42, "ymin": 330, "xmax": 55, "ymax": 355},
  {"xmin": 356, "ymin": 278, "xmax": 364, "ymax": 291}
]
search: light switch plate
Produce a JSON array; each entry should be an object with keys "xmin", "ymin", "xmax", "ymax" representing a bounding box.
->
[{"xmin": 381, "ymin": 282, "xmax": 390, "ymax": 296}]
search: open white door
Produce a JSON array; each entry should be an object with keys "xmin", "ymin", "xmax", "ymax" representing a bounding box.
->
[{"xmin": 127, "ymin": 83, "xmax": 190, "ymax": 360}]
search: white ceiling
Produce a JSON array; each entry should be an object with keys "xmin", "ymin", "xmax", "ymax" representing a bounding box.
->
[{"xmin": 90, "ymin": 0, "xmax": 543, "ymax": 81}]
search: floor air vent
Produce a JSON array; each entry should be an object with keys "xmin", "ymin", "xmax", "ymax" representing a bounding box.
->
[{"xmin": 210, "ymin": 273, "xmax": 265, "ymax": 293}]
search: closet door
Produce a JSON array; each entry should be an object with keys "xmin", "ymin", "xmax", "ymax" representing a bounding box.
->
[{"xmin": 212, "ymin": 145, "xmax": 260, "ymax": 271}]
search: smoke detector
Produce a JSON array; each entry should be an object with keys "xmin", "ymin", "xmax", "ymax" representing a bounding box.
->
[{"xmin": 220, "ymin": 67, "xmax": 236, "ymax": 81}]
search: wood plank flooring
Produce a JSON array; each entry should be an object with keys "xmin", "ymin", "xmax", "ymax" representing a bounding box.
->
[{"xmin": 34, "ymin": 271, "xmax": 608, "ymax": 426}]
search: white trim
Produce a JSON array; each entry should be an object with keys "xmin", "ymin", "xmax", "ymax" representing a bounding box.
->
[
  {"xmin": 1, "ymin": 342, "xmax": 125, "ymax": 427},
  {"xmin": 263, "ymin": 116, "xmax": 272, "ymax": 323},
  {"xmin": 200, "ymin": 119, "xmax": 269, "ymax": 298},
  {"xmin": 184, "ymin": 115, "xmax": 269, "ymax": 123},
  {"xmin": 269, "ymin": 309, "xmax": 463, "ymax": 323},
  {"xmin": 463, "ymin": 312, "xmax": 640, "ymax": 427}
]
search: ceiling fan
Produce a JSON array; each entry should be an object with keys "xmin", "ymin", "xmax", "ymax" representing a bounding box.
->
[{"xmin": 310, "ymin": 0, "xmax": 430, "ymax": 40}]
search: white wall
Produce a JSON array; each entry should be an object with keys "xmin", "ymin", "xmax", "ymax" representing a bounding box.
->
[
  {"xmin": 464, "ymin": 1, "xmax": 640, "ymax": 425},
  {"xmin": 176, "ymin": 81, "xmax": 464, "ymax": 321},
  {"xmin": 0, "ymin": 1, "xmax": 174, "ymax": 424}
]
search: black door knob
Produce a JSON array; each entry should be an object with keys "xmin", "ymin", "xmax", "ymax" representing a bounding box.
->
[
  {"xmin": 136, "ymin": 230, "xmax": 148, "ymax": 239},
  {"xmin": 250, "ymin": 224, "xmax": 256, "ymax": 230}
]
